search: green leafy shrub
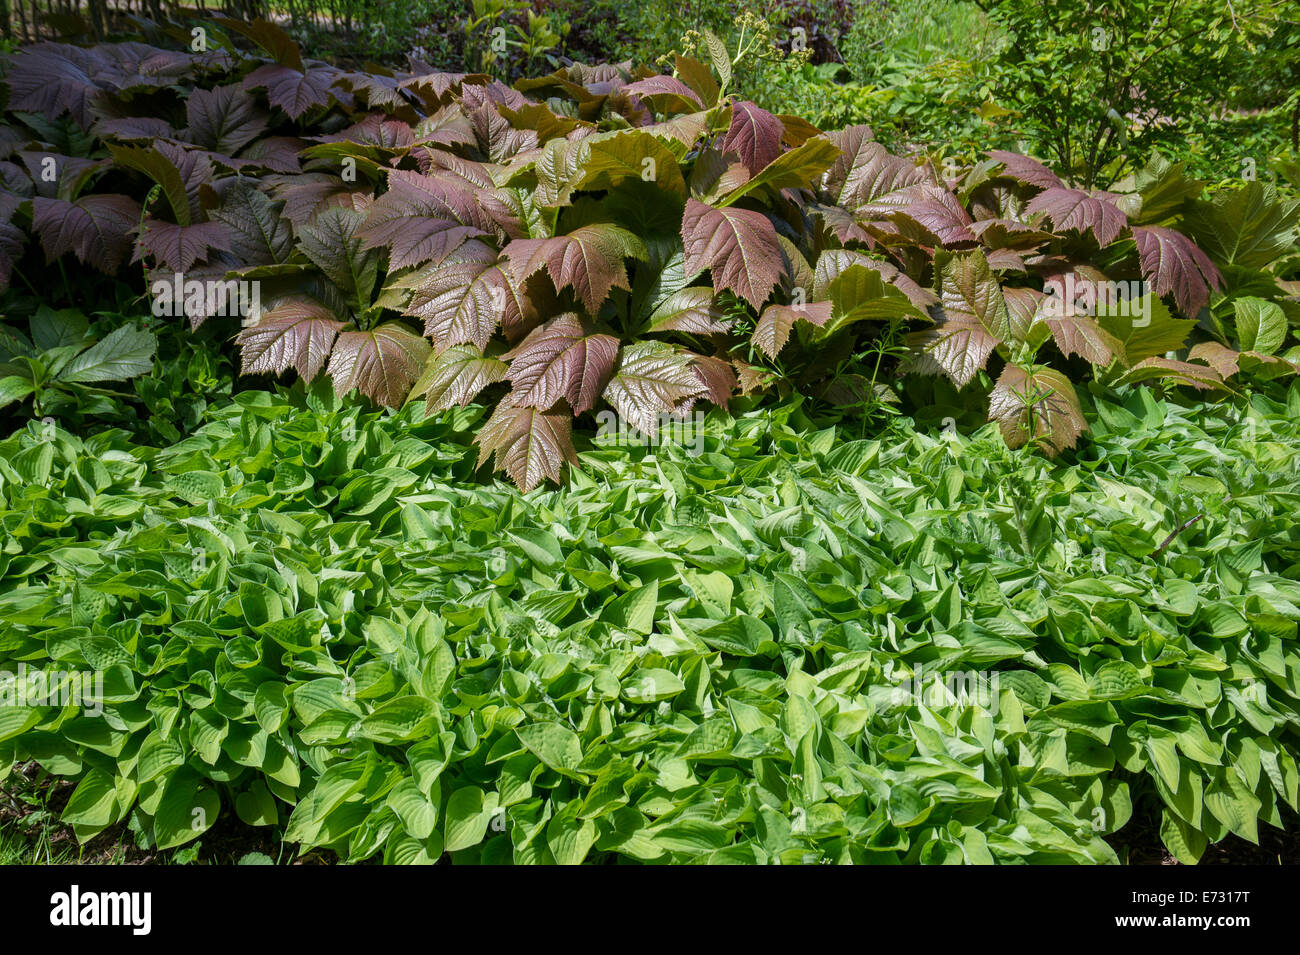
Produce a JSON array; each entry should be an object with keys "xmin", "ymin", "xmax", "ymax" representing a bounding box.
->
[
  {"xmin": 972, "ymin": 0, "xmax": 1294, "ymax": 189},
  {"xmin": 0, "ymin": 306, "xmax": 157, "ymax": 418}
]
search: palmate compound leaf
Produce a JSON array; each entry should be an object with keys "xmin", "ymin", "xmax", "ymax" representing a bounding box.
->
[
  {"xmin": 1094, "ymin": 290, "xmax": 1196, "ymax": 366},
  {"xmin": 30, "ymin": 194, "xmax": 139, "ymax": 273},
  {"xmin": 621, "ymin": 75, "xmax": 704, "ymax": 115},
  {"xmin": 211, "ymin": 181, "xmax": 295, "ymax": 266},
  {"xmin": 327, "ymin": 322, "xmax": 431, "ymax": 408},
  {"xmin": 357, "ymin": 170, "xmax": 488, "ymax": 270},
  {"xmin": 409, "ymin": 343, "xmax": 508, "ymax": 414},
  {"xmin": 241, "ymin": 63, "xmax": 338, "ymax": 120},
  {"xmin": 503, "ymin": 224, "xmax": 647, "ymax": 313},
  {"xmin": 987, "ymin": 150, "xmax": 1063, "ymax": 190},
  {"xmin": 1011, "ymin": 287, "xmax": 1119, "ymax": 366},
  {"xmin": 753, "ymin": 301, "xmax": 833, "ymax": 358},
  {"xmin": 185, "ymin": 84, "xmax": 269, "ymax": 156},
  {"xmin": 601, "ymin": 341, "xmax": 707, "ymax": 436},
  {"xmin": 1117, "ymin": 356, "xmax": 1226, "ymax": 391},
  {"xmin": 1183, "ymin": 181, "xmax": 1300, "ymax": 269},
  {"xmin": 299, "ymin": 206, "xmax": 381, "ymax": 307},
  {"xmin": 503, "ymin": 313, "xmax": 620, "ymax": 414},
  {"xmin": 645, "ymin": 287, "xmax": 731, "ymax": 335},
  {"xmin": 235, "ymin": 298, "xmax": 345, "ymax": 383},
  {"xmin": 722, "ymin": 136, "xmax": 842, "ymax": 204},
  {"xmin": 1025, "ymin": 186, "xmax": 1128, "ymax": 247},
  {"xmin": 535, "ymin": 130, "xmax": 686, "ymax": 206},
  {"xmin": 476, "ymin": 399, "xmax": 578, "ymax": 492},
  {"xmin": 907, "ymin": 249, "xmax": 1010, "ymax": 388},
  {"xmin": 821, "ymin": 136, "xmax": 930, "ymax": 212},
  {"xmin": 107, "ymin": 143, "xmax": 194, "ymax": 226},
  {"xmin": 392, "ymin": 241, "xmax": 541, "ymax": 349},
  {"xmin": 137, "ymin": 220, "xmax": 232, "ymax": 274},
  {"xmin": 680, "ymin": 198, "xmax": 783, "ymax": 311},
  {"xmin": 1131, "ymin": 226, "xmax": 1222, "ymax": 317},
  {"xmin": 988, "ymin": 363, "xmax": 1086, "ymax": 456}
]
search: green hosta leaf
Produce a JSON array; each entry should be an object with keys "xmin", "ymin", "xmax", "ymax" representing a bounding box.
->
[
  {"xmin": 154, "ymin": 768, "xmax": 220, "ymax": 849},
  {"xmin": 443, "ymin": 785, "xmax": 499, "ymax": 852},
  {"xmin": 516, "ymin": 722, "xmax": 584, "ymax": 775}
]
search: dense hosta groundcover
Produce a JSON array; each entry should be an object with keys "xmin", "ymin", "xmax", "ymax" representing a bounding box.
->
[
  {"xmin": 2, "ymin": 21, "xmax": 1298, "ymax": 490},
  {"xmin": 1, "ymin": 381, "xmax": 1298, "ymax": 864}
]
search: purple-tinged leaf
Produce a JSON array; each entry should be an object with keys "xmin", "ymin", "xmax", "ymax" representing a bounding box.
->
[
  {"xmin": 235, "ymin": 299, "xmax": 344, "ymax": 382},
  {"xmin": 680, "ymin": 198, "xmax": 783, "ymax": 310},
  {"xmin": 1026, "ymin": 186, "xmax": 1128, "ymax": 246},
  {"xmin": 327, "ymin": 322, "xmax": 431, "ymax": 407},
  {"xmin": 1131, "ymin": 225, "xmax": 1222, "ymax": 316},
  {"xmin": 504, "ymin": 312, "xmax": 620, "ymax": 414},
  {"xmin": 476, "ymin": 399, "xmax": 577, "ymax": 492}
]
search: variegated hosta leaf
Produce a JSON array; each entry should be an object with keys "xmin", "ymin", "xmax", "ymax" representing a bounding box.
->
[
  {"xmin": 476, "ymin": 399, "xmax": 578, "ymax": 493},
  {"xmin": 409, "ymin": 343, "xmax": 508, "ymax": 414},
  {"xmin": 1132, "ymin": 225, "xmax": 1222, "ymax": 317},
  {"xmin": 503, "ymin": 223, "xmax": 646, "ymax": 312},
  {"xmin": 602, "ymin": 341, "xmax": 707, "ymax": 435},
  {"xmin": 1025, "ymin": 186, "xmax": 1128, "ymax": 247},
  {"xmin": 680, "ymin": 198, "xmax": 783, "ymax": 311},
  {"xmin": 988, "ymin": 364, "xmax": 1086, "ymax": 456},
  {"xmin": 235, "ymin": 299, "xmax": 344, "ymax": 383},
  {"xmin": 503, "ymin": 313, "xmax": 620, "ymax": 415},
  {"xmin": 327, "ymin": 322, "xmax": 432, "ymax": 408},
  {"xmin": 754, "ymin": 301, "xmax": 832, "ymax": 358}
]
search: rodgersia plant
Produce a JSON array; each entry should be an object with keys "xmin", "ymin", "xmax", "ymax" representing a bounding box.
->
[{"xmin": 1, "ymin": 17, "xmax": 1295, "ymax": 491}]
